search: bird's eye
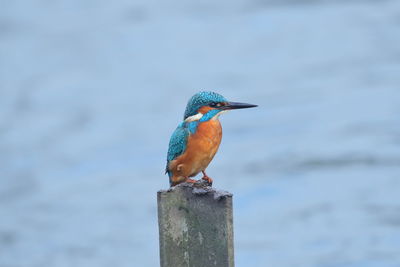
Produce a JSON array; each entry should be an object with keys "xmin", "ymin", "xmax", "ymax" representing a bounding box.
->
[{"xmin": 210, "ymin": 102, "xmax": 223, "ymax": 108}]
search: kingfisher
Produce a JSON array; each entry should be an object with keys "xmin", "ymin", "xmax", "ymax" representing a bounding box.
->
[{"xmin": 165, "ymin": 91, "xmax": 257, "ymax": 187}]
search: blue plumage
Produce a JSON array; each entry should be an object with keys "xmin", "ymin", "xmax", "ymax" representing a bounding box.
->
[
  {"xmin": 165, "ymin": 120, "xmax": 200, "ymax": 176},
  {"xmin": 167, "ymin": 92, "xmax": 228, "ymax": 175},
  {"xmin": 187, "ymin": 121, "xmax": 199, "ymax": 134},
  {"xmin": 184, "ymin": 91, "xmax": 227, "ymax": 119},
  {"xmin": 166, "ymin": 91, "xmax": 257, "ymax": 186},
  {"xmin": 200, "ymin": 109, "xmax": 220, "ymax": 122},
  {"xmin": 166, "ymin": 123, "xmax": 189, "ymax": 163}
]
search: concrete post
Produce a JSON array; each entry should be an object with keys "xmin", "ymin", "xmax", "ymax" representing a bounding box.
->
[{"xmin": 157, "ymin": 182, "xmax": 234, "ymax": 267}]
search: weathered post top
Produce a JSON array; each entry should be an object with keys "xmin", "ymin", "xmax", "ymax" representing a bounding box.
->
[{"xmin": 157, "ymin": 182, "xmax": 234, "ymax": 267}]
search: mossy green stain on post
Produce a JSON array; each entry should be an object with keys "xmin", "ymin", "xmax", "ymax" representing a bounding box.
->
[{"xmin": 157, "ymin": 183, "xmax": 234, "ymax": 267}]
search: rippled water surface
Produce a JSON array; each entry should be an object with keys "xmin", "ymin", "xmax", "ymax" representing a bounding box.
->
[{"xmin": 1, "ymin": 0, "xmax": 400, "ymax": 266}]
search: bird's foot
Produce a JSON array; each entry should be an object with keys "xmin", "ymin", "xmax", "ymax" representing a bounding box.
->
[
  {"xmin": 201, "ymin": 170, "xmax": 213, "ymax": 186},
  {"xmin": 185, "ymin": 178, "xmax": 197, "ymax": 184},
  {"xmin": 201, "ymin": 175, "xmax": 213, "ymax": 186}
]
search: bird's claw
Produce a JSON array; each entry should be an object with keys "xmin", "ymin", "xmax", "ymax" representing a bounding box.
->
[
  {"xmin": 183, "ymin": 176, "xmax": 212, "ymax": 187},
  {"xmin": 201, "ymin": 176, "xmax": 213, "ymax": 186}
]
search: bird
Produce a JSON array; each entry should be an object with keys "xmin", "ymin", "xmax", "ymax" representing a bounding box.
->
[{"xmin": 165, "ymin": 91, "xmax": 257, "ymax": 187}]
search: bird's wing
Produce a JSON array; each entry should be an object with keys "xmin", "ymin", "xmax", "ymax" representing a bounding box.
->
[{"xmin": 166, "ymin": 123, "xmax": 189, "ymax": 173}]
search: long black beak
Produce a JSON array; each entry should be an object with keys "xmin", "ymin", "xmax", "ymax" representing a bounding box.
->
[{"xmin": 221, "ymin": 101, "xmax": 258, "ymax": 110}]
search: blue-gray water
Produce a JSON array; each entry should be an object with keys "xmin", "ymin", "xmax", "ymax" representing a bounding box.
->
[{"xmin": 1, "ymin": 0, "xmax": 400, "ymax": 266}]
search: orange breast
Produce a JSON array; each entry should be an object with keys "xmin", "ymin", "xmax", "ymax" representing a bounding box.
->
[{"xmin": 169, "ymin": 119, "xmax": 222, "ymax": 180}]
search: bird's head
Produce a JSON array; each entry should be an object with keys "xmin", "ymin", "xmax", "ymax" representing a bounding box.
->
[{"xmin": 183, "ymin": 91, "xmax": 257, "ymax": 121}]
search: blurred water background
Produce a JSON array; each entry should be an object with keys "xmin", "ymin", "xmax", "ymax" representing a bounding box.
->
[{"xmin": 1, "ymin": 0, "xmax": 400, "ymax": 266}]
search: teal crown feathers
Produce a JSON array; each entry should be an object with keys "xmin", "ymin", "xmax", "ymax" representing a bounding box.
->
[{"xmin": 183, "ymin": 91, "xmax": 227, "ymax": 119}]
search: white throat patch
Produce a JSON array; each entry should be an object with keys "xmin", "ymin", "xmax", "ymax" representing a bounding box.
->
[{"xmin": 184, "ymin": 113, "xmax": 203, "ymax": 122}]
